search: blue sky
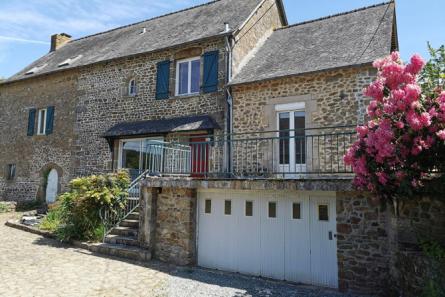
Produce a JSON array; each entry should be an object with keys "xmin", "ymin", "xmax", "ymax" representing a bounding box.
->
[{"xmin": 0, "ymin": 0, "xmax": 443, "ymax": 78}]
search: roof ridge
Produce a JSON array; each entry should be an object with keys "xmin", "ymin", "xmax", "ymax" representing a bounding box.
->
[
  {"xmin": 70, "ymin": 0, "xmax": 223, "ymax": 43},
  {"xmin": 275, "ymin": 1, "xmax": 394, "ymax": 31}
]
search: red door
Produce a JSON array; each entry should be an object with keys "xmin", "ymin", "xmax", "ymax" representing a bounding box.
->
[{"xmin": 190, "ymin": 137, "xmax": 209, "ymax": 177}]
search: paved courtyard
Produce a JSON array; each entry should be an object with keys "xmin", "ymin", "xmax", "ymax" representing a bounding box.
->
[{"xmin": 0, "ymin": 212, "xmax": 359, "ymax": 297}]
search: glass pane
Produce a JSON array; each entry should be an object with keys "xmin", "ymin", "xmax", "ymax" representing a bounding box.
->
[
  {"xmin": 279, "ymin": 113, "xmax": 290, "ymax": 165},
  {"xmin": 142, "ymin": 139, "xmax": 163, "ymax": 173},
  {"xmin": 319, "ymin": 205, "xmax": 329, "ymax": 221},
  {"xmin": 122, "ymin": 141, "xmax": 141, "ymax": 180},
  {"xmin": 292, "ymin": 203, "xmax": 301, "ymax": 219},
  {"xmin": 39, "ymin": 110, "xmax": 46, "ymax": 134},
  {"xmin": 191, "ymin": 59, "xmax": 200, "ymax": 93},
  {"xmin": 268, "ymin": 202, "xmax": 277, "ymax": 218},
  {"xmin": 205, "ymin": 199, "xmax": 211, "ymax": 214},
  {"xmin": 294, "ymin": 112, "xmax": 306, "ymax": 164},
  {"xmin": 224, "ymin": 200, "xmax": 231, "ymax": 215},
  {"xmin": 245, "ymin": 201, "xmax": 253, "ymax": 217},
  {"xmin": 178, "ymin": 62, "xmax": 189, "ymax": 95}
]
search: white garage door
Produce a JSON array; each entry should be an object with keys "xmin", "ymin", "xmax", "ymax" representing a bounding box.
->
[{"xmin": 197, "ymin": 190, "xmax": 338, "ymax": 288}]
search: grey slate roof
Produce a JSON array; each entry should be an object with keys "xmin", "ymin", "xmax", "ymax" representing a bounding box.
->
[
  {"xmin": 5, "ymin": 0, "xmax": 265, "ymax": 83},
  {"xmin": 103, "ymin": 115, "xmax": 221, "ymax": 138},
  {"xmin": 230, "ymin": 2, "xmax": 396, "ymax": 85}
]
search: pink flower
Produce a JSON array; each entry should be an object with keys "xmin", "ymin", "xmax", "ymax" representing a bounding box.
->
[
  {"xmin": 437, "ymin": 130, "xmax": 445, "ymax": 140},
  {"xmin": 364, "ymin": 80, "xmax": 385, "ymax": 102},
  {"xmin": 376, "ymin": 172, "xmax": 389, "ymax": 185},
  {"xmin": 420, "ymin": 112, "xmax": 432, "ymax": 127},
  {"xmin": 429, "ymin": 107, "xmax": 438, "ymax": 118},
  {"xmin": 406, "ymin": 111, "xmax": 423, "ymax": 131},
  {"xmin": 405, "ymin": 54, "xmax": 425, "ymax": 75},
  {"xmin": 395, "ymin": 121, "xmax": 404, "ymax": 129},
  {"xmin": 404, "ymin": 84, "xmax": 421, "ymax": 103},
  {"xmin": 356, "ymin": 126, "xmax": 369, "ymax": 139},
  {"xmin": 391, "ymin": 51, "xmax": 401, "ymax": 62}
]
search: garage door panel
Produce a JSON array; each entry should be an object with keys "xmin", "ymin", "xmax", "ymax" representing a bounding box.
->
[
  {"xmin": 285, "ymin": 195, "xmax": 311, "ymax": 283},
  {"xmin": 309, "ymin": 196, "xmax": 338, "ymax": 288},
  {"xmin": 217, "ymin": 195, "xmax": 238, "ymax": 272},
  {"xmin": 197, "ymin": 195, "xmax": 217, "ymax": 269},
  {"xmin": 236, "ymin": 194, "xmax": 261, "ymax": 275},
  {"xmin": 197, "ymin": 190, "xmax": 338, "ymax": 289},
  {"xmin": 260, "ymin": 195, "xmax": 285, "ymax": 280}
]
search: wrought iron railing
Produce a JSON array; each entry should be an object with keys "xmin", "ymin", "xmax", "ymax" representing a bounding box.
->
[
  {"xmin": 140, "ymin": 126, "xmax": 356, "ymax": 179},
  {"xmin": 100, "ymin": 170, "xmax": 147, "ymax": 240}
]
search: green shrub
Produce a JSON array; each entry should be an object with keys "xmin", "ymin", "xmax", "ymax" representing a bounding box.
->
[
  {"xmin": 39, "ymin": 207, "xmax": 62, "ymax": 232},
  {"xmin": 421, "ymin": 240, "xmax": 445, "ymax": 297},
  {"xmin": 43, "ymin": 171, "xmax": 130, "ymax": 242}
]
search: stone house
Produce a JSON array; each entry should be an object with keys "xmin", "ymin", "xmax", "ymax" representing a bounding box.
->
[{"xmin": 3, "ymin": 1, "xmax": 438, "ymax": 296}]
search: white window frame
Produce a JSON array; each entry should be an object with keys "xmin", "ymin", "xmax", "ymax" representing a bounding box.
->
[
  {"xmin": 276, "ymin": 102, "xmax": 307, "ymax": 175},
  {"xmin": 175, "ymin": 57, "xmax": 201, "ymax": 96},
  {"xmin": 128, "ymin": 79, "xmax": 137, "ymax": 96},
  {"xmin": 37, "ymin": 108, "xmax": 47, "ymax": 135}
]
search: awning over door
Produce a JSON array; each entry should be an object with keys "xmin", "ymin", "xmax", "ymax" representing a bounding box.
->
[{"xmin": 103, "ymin": 115, "xmax": 221, "ymax": 139}]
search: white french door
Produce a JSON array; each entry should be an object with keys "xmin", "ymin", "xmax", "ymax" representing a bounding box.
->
[{"xmin": 277, "ymin": 109, "xmax": 306, "ymax": 175}]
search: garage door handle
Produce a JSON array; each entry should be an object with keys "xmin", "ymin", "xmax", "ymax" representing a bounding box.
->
[{"xmin": 329, "ymin": 231, "xmax": 333, "ymax": 240}]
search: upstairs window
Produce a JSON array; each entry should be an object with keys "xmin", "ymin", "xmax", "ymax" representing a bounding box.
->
[
  {"xmin": 128, "ymin": 79, "xmax": 137, "ymax": 96},
  {"xmin": 6, "ymin": 164, "xmax": 16, "ymax": 181},
  {"xmin": 176, "ymin": 57, "xmax": 200, "ymax": 96},
  {"xmin": 37, "ymin": 108, "xmax": 47, "ymax": 135}
]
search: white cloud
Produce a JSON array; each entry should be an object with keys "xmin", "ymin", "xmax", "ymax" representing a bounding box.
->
[
  {"xmin": 0, "ymin": 36, "xmax": 49, "ymax": 45},
  {"xmin": 0, "ymin": 0, "xmax": 206, "ymax": 43}
]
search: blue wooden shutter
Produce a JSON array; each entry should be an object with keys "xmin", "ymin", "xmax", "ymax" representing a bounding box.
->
[
  {"xmin": 156, "ymin": 60, "xmax": 170, "ymax": 99},
  {"xmin": 202, "ymin": 51, "xmax": 219, "ymax": 93},
  {"xmin": 27, "ymin": 108, "xmax": 36, "ymax": 136},
  {"xmin": 45, "ymin": 106, "xmax": 55, "ymax": 135}
]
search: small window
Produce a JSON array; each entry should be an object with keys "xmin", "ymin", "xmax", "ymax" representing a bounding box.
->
[
  {"xmin": 292, "ymin": 203, "xmax": 301, "ymax": 219},
  {"xmin": 245, "ymin": 201, "xmax": 253, "ymax": 217},
  {"xmin": 224, "ymin": 200, "xmax": 232, "ymax": 215},
  {"xmin": 176, "ymin": 57, "xmax": 201, "ymax": 96},
  {"xmin": 37, "ymin": 108, "xmax": 47, "ymax": 135},
  {"xmin": 6, "ymin": 164, "xmax": 16, "ymax": 181},
  {"xmin": 128, "ymin": 79, "xmax": 137, "ymax": 96},
  {"xmin": 319, "ymin": 205, "xmax": 329, "ymax": 221},
  {"xmin": 205, "ymin": 199, "xmax": 211, "ymax": 214},
  {"xmin": 268, "ymin": 202, "xmax": 277, "ymax": 218}
]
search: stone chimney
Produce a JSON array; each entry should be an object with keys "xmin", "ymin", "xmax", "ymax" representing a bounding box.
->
[{"xmin": 50, "ymin": 33, "xmax": 72, "ymax": 52}]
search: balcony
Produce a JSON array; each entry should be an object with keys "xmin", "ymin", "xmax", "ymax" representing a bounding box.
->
[{"xmin": 134, "ymin": 126, "xmax": 356, "ymax": 180}]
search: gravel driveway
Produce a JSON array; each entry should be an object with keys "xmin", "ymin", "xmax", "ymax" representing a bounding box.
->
[{"xmin": 0, "ymin": 212, "xmax": 362, "ymax": 297}]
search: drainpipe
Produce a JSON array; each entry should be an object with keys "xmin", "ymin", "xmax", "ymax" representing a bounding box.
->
[{"xmin": 224, "ymin": 30, "xmax": 234, "ymax": 174}]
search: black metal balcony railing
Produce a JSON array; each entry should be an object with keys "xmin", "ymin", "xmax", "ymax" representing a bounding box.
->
[{"xmin": 137, "ymin": 126, "xmax": 356, "ymax": 179}]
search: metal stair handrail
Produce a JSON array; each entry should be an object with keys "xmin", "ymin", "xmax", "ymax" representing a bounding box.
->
[{"xmin": 100, "ymin": 170, "xmax": 148, "ymax": 241}]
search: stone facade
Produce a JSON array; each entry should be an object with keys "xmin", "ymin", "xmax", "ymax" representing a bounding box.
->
[
  {"xmin": 232, "ymin": 0, "xmax": 284, "ymax": 76},
  {"xmin": 0, "ymin": 72, "xmax": 78, "ymax": 202},
  {"xmin": 389, "ymin": 196, "xmax": 445, "ymax": 297},
  {"xmin": 336, "ymin": 191, "xmax": 390, "ymax": 295},
  {"xmin": 231, "ymin": 66, "xmax": 376, "ymax": 133},
  {"xmin": 74, "ymin": 37, "xmax": 228, "ymax": 177},
  {"xmin": 139, "ymin": 185, "xmax": 197, "ymax": 266},
  {"xmin": 0, "ymin": 35, "xmax": 243, "ymax": 201}
]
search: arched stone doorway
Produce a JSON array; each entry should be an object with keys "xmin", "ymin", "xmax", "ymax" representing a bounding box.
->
[
  {"xmin": 45, "ymin": 169, "xmax": 58, "ymax": 204},
  {"xmin": 37, "ymin": 163, "xmax": 63, "ymax": 204}
]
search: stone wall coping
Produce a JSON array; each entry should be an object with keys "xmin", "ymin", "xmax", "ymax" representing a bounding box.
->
[{"xmin": 140, "ymin": 176, "xmax": 354, "ymax": 192}]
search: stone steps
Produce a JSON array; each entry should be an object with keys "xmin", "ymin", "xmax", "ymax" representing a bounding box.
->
[
  {"xmin": 119, "ymin": 219, "xmax": 139, "ymax": 228},
  {"xmin": 109, "ymin": 226, "xmax": 138, "ymax": 237},
  {"xmin": 126, "ymin": 212, "xmax": 139, "ymax": 220},
  {"xmin": 89, "ymin": 243, "xmax": 151, "ymax": 262},
  {"xmin": 104, "ymin": 234, "xmax": 139, "ymax": 247}
]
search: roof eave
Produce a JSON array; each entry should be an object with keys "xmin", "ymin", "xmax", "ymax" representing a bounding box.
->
[
  {"xmin": 0, "ymin": 32, "xmax": 233, "ymax": 86},
  {"xmin": 228, "ymin": 62, "xmax": 374, "ymax": 87}
]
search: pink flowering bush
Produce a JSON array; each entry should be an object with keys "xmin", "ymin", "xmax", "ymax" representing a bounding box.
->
[{"xmin": 345, "ymin": 51, "xmax": 445, "ymax": 201}]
